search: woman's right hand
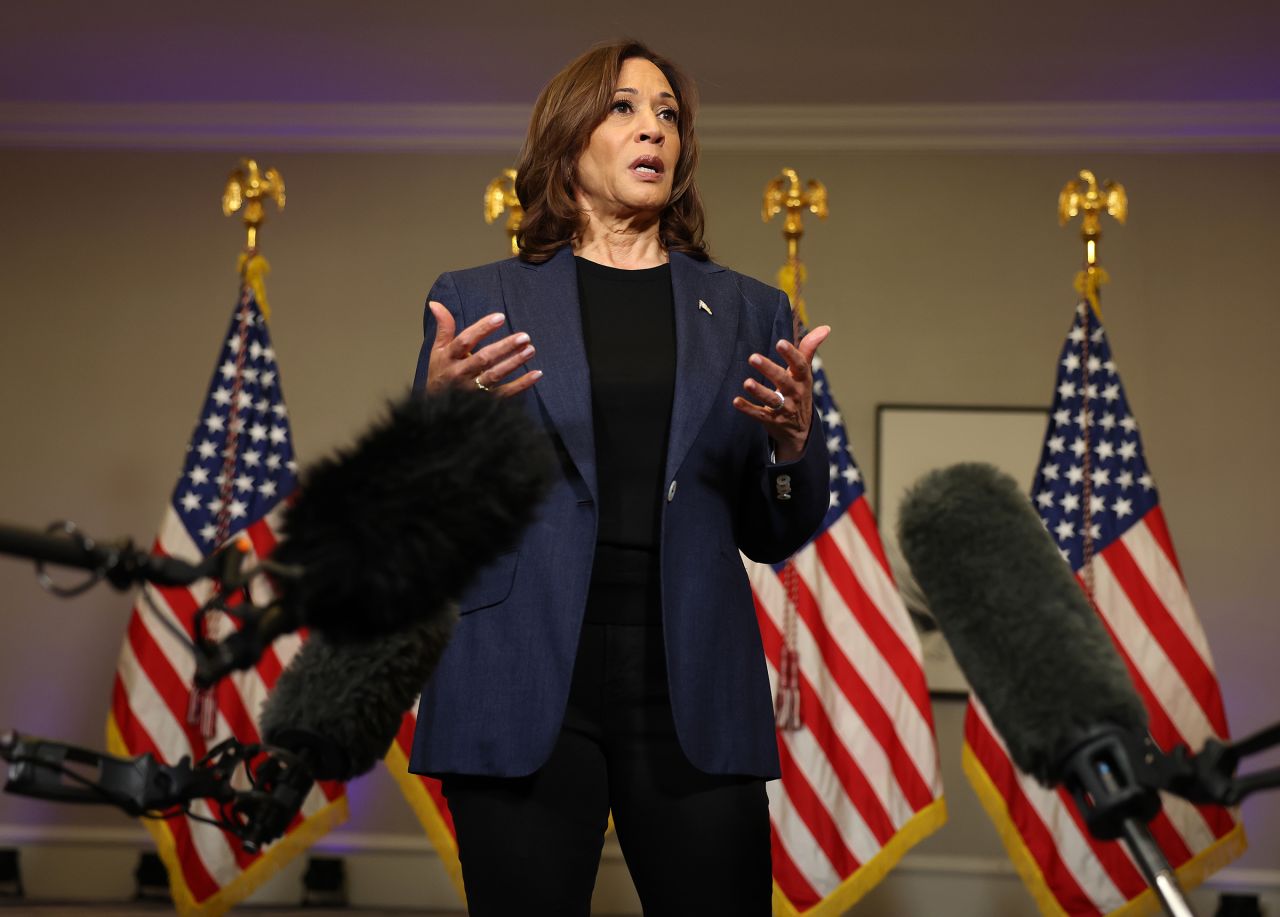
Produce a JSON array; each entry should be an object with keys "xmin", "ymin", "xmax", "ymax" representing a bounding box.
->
[{"xmin": 425, "ymin": 301, "xmax": 542, "ymax": 397}]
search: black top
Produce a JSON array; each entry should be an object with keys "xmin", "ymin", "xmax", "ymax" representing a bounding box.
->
[{"xmin": 576, "ymin": 256, "xmax": 676, "ymax": 625}]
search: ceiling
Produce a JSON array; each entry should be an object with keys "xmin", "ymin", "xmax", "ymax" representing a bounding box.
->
[{"xmin": 3, "ymin": 0, "xmax": 1278, "ymax": 107}]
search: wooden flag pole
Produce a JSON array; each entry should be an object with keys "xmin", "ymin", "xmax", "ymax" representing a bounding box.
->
[
  {"xmin": 1059, "ymin": 173, "xmax": 1196, "ymax": 917},
  {"xmin": 1056, "ymin": 169, "xmax": 1128, "ymax": 602},
  {"xmin": 761, "ymin": 167, "xmax": 828, "ymax": 732}
]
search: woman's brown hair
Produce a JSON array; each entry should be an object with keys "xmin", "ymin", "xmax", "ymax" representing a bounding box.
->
[{"xmin": 514, "ymin": 39, "xmax": 707, "ymax": 262}]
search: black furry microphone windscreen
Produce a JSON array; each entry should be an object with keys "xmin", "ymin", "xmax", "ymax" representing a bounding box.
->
[
  {"xmin": 272, "ymin": 386, "xmax": 553, "ymax": 642},
  {"xmin": 259, "ymin": 617, "xmax": 448, "ymax": 781},
  {"xmin": 897, "ymin": 462, "xmax": 1147, "ymax": 785},
  {"xmin": 259, "ymin": 387, "xmax": 553, "ymax": 778}
]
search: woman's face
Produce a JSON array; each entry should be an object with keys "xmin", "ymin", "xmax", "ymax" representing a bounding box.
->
[{"xmin": 574, "ymin": 57, "xmax": 682, "ymax": 222}]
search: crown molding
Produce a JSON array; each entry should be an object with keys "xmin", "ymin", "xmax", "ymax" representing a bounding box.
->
[
  {"xmin": 0, "ymin": 102, "xmax": 532, "ymax": 152},
  {"xmin": 702, "ymin": 101, "xmax": 1280, "ymax": 152},
  {"xmin": 2, "ymin": 100, "xmax": 1278, "ymax": 153}
]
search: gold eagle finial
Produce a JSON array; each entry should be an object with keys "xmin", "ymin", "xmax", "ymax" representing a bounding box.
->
[
  {"xmin": 763, "ymin": 168, "xmax": 828, "ymax": 262},
  {"xmin": 1059, "ymin": 170, "xmax": 1127, "ymax": 314},
  {"xmin": 763, "ymin": 168, "xmax": 828, "ymax": 326},
  {"xmin": 222, "ymin": 158, "xmax": 286, "ymax": 252},
  {"xmin": 484, "ymin": 168, "xmax": 523, "ymax": 255},
  {"xmin": 1058, "ymin": 169, "xmax": 1126, "ymax": 236}
]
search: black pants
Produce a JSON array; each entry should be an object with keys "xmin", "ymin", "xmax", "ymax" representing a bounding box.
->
[{"xmin": 440, "ymin": 623, "xmax": 772, "ymax": 916}]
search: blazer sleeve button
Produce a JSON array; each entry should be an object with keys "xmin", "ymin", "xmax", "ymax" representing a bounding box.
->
[{"xmin": 667, "ymin": 480, "xmax": 678, "ymax": 502}]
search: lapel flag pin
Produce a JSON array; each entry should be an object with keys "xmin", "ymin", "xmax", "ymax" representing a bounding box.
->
[{"xmin": 698, "ymin": 299, "xmax": 712, "ymax": 315}]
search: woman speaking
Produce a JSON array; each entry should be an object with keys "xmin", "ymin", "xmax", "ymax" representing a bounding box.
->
[{"xmin": 411, "ymin": 39, "xmax": 831, "ymax": 915}]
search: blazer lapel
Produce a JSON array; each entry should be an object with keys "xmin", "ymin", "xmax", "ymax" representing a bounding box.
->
[
  {"xmin": 665, "ymin": 253, "xmax": 737, "ymax": 484},
  {"xmin": 499, "ymin": 248, "xmax": 597, "ymax": 501}
]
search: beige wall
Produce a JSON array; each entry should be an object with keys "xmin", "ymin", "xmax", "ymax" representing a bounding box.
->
[{"xmin": 1, "ymin": 147, "xmax": 1277, "ymax": 912}]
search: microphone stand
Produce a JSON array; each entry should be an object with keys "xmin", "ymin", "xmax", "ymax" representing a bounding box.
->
[
  {"xmin": 1059, "ymin": 728, "xmax": 1194, "ymax": 917},
  {"xmin": 1058, "ymin": 722, "xmax": 1280, "ymax": 917},
  {"xmin": 0, "ymin": 732, "xmax": 314, "ymax": 853},
  {"xmin": 0, "ymin": 518, "xmax": 304, "ymax": 684},
  {"xmin": 0, "ymin": 518, "xmax": 311, "ymax": 853},
  {"xmin": 0, "ymin": 521, "xmax": 209, "ymax": 594}
]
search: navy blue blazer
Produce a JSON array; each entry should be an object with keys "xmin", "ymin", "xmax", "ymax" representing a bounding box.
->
[{"xmin": 408, "ymin": 247, "xmax": 829, "ymax": 779}]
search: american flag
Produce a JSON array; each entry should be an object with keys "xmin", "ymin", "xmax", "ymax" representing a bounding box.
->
[
  {"xmin": 746, "ymin": 354, "xmax": 946, "ymax": 916},
  {"xmin": 962, "ymin": 301, "xmax": 1246, "ymax": 916},
  {"xmin": 106, "ymin": 279, "xmax": 348, "ymax": 916}
]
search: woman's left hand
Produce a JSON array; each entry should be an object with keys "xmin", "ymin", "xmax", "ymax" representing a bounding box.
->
[{"xmin": 733, "ymin": 325, "xmax": 832, "ymax": 463}]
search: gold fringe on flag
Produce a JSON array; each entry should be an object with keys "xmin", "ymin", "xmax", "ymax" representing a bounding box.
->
[{"xmin": 770, "ymin": 798, "xmax": 949, "ymax": 917}]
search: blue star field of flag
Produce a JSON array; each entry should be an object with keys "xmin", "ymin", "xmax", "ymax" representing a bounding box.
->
[
  {"xmin": 1031, "ymin": 303, "xmax": 1159, "ymax": 571},
  {"xmin": 811, "ymin": 354, "xmax": 865, "ymax": 523},
  {"xmin": 170, "ymin": 289, "xmax": 297, "ymax": 553}
]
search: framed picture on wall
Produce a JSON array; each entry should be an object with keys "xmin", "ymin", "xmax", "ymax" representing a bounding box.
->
[{"xmin": 875, "ymin": 404, "xmax": 1049, "ymax": 698}]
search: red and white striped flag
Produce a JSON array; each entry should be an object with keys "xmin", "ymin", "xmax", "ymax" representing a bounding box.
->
[
  {"xmin": 962, "ymin": 301, "xmax": 1246, "ymax": 915},
  {"xmin": 107, "ymin": 273, "xmax": 347, "ymax": 916},
  {"xmin": 747, "ymin": 353, "xmax": 947, "ymax": 916}
]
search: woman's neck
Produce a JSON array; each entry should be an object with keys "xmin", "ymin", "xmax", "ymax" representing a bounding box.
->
[{"xmin": 572, "ymin": 209, "xmax": 667, "ymax": 269}]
